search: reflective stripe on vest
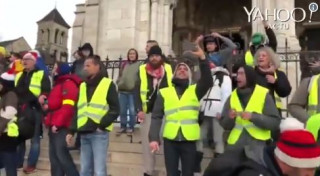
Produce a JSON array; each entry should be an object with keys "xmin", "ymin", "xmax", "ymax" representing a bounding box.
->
[
  {"xmin": 245, "ymin": 50, "xmax": 254, "ymax": 67},
  {"xmin": 139, "ymin": 63, "xmax": 173, "ymax": 113},
  {"xmin": 160, "ymin": 85, "xmax": 200, "ymax": 140},
  {"xmin": 77, "ymin": 78, "xmax": 113, "ymax": 131},
  {"xmin": 6, "ymin": 117, "xmax": 19, "ymax": 137},
  {"xmin": 15, "ymin": 70, "xmax": 44, "ymax": 97},
  {"xmin": 308, "ymin": 75, "xmax": 320, "ymax": 116},
  {"xmin": 227, "ymin": 85, "xmax": 270, "ymax": 145},
  {"xmin": 306, "ymin": 114, "xmax": 320, "ymax": 141}
]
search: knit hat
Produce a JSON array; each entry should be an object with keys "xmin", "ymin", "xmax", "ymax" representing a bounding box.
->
[
  {"xmin": 57, "ymin": 62, "xmax": 71, "ymax": 76},
  {"xmin": 251, "ymin": 33, "xmax": 265, "ymax": 46},
  {"xmin": 23, "ymin": 51, "xmax": 38, "ymax": 61},
  {"xmin": 148, "ymin": 45, "xmax": 162, "ymax": 57},
  {"xmin": 0, "ymin": 46, "xmax": 7, "ymax": 57},
  {"xmin": 274, "ymin": 118, "xmax": 320, "ymax": 168}
]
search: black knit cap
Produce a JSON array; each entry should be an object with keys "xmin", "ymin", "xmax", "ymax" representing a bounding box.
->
[{"xmin": 148, "ymin": 45, "xmax": 162, "ymax": 57}]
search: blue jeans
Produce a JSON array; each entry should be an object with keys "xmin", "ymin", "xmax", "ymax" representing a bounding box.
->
[
  {"xmin": 119, "ymin": 92, "xmax": 136, "ymax": 130},
  {"xmin": 80, "ymin": 131, "xmax": 109, "ymax": 176},
  {"xmin": 17, "ymin": 110, "xmax": 42, "ymax": 168},
  {"xmin": 49, "ymin": 128, "xmax": 79, "ymax": 176},
  {"xmin": 0, "ymin": 151, "xmax": 17, "ymax": 176}
]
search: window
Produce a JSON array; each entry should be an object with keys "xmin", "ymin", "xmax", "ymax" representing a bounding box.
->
[
  {"xmin": 47, "ymin": 29, "xmax": 50, "ymax": 43},
  {"xmin": 60, "ymin": 32, "xmax": 65, "ymax": 45},
  {"xmin": 54, "ymin": 29, "xmax": 59, "ymax": 44},
  {"xmin": 41, "ymin": 29, "xmax": 45, "ymax": 42}
]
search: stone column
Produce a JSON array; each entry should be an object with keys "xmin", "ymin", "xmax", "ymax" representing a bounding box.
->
[
  {"xmin": 275, "ymin": 0, "xmax": 301, "ymax": 51},
  {"xmin": 163, "ymin": 2, "xmax": 170, "ymax": 55},
  {"xmin": 150, "ymin": 0, "xmax": 159, "ymax": 40},
  {"xmin": 251, "ymin": 0, "xmax": 266, "ymax": 34}
]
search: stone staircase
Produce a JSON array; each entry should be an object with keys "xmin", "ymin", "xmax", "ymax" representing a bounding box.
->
[{"xmin": 23, "ymin": 127, "xmax": 213, "ymax": 176}]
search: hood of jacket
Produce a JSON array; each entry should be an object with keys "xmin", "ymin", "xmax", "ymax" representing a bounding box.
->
[
  {"xmin": 55, "ymin": 74, "xmax": 82, "ymax": 86},
  {"xmin": 211, "ymin": 66, "xmax": 229, "ymax": 75},
  {"xmin": 80, "ymin": 43, "xmax": 94, "ymax": 56}
]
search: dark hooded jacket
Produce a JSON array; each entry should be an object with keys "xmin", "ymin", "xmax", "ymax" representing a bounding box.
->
[
  {"xmin": 0, "ymin": 78, "xmax": 20, "ymax": 151},
  {"xmin": 149, "ymin": 58, "xmax": 213, "ymax": 142},
  {"xmin": 71, "ymin": 43, "xmax": 94, "ymax": 80},
  {"xmin": 220, "ymin": 65, "xmax": 281, "ymax": 151}
]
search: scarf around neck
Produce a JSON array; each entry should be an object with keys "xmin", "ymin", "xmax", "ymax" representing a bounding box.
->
[{"xmin": 146, "ymin": 63, "xmax": 165, "ymax": 89}]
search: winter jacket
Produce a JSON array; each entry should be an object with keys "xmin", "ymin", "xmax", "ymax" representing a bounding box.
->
[
  {"xmin": 0, "ymin": 91, "xmax": 20, "ymax": 152},
  {"xmin": 200, "ymin": 67, "xmax": 232, "ymax": 117},
  {"xmin": 69, "ymin": 73, "xmax": 120, "ymax": 135},
  {"xmin": 117, "ymin": 61, "xmax": 140, "ymax": 92},
  {"xmin": 231, "ymin": 146, "xmax": 283, "ymax": 176},
  {"xmin": 255, "ymin": 68, "xmax": 291, "ymax": 99},
  {"xmin": 204, "ymin": 36, "xmax": 237, "ymax": 67},
  {"xmin": 220, "ymin": 87, "xmax": 281, "ymax": 151},
  {"xmin": 149, "ymin": 59, "xmax": 213, "ymax": 142},
  {"xmin": 134, "ymin": 64, "xmax": 174, "ymax": 113},
  {"xmin": 15, "ymin": 68, "xmax": 51, "ymax": 109},
  {"xmin": 44, "ymin": 74, "xmax": 82, "ymax": 128},
  {"xmin": 288, "ymin": 77, "xmax": 319, "ymax": 123}
]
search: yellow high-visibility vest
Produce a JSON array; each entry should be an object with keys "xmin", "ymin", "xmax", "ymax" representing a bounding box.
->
[
  {"xmin": 307, "ymin": 74, "xmax": 320, "ymax": 116},
  {"xmin": 273, "ymin": 73, "xmax": 283, "ymax": 110},
  {"xmin": 160, "ymin": 85, "xmax": 200, "ymax": 140},
  {"xmin": 245, "ymin": 50, "xmax": 254, "ymax": 67},
  {"xmin": 15, "ymin": 70, "xmax": 44, "ymax": 97},
  {"xmin": 139, "ymin": 63, "xmax": 173, "ymax": 113},
  {"xmin": 227, "ymin": 85, "xmax": 271, "ymax": 145},
  {"xmin": 306, "ymin": 74, "xmax": 320, "ymax": 141},
  {"xmin": 77, "ymin": 77, "xmax": 113, "ymax": 131}
]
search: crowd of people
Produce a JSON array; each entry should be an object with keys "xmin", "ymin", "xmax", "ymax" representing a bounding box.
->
[{"xmin": 0, "ymin": 20, "xmax": 320, "ymax": 176}]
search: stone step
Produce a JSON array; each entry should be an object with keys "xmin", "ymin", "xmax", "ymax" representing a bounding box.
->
[{"xmin": 35, "ymin": 157, "xmax": 168, "ymax": 176}]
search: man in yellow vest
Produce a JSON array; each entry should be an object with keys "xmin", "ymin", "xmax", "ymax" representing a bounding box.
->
[
  {"xmin": 288, "ymin": 60, "xmax": 320, "ymax": 141},
  {"xmin": 204, "ymin": 65, "xmax": 281, "ymax": 176},
  {"xmin": 135, "ymin": 45, "xmax": 172, "ymax": 176},
  {"xmin": 66, "ymin": 55, "xmax": 119, "ymax": 176},
  {"xmin": 149, "ymin": 36, "xmax": 213, "ymax": 176},
  {"xmin": 15, "ymin": 51, "xmax": 51, "ymax": 173}
]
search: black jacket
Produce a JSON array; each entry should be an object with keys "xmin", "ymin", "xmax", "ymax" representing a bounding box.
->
[
  {"xmin": 15, "ymin": 68, "xmax": 51, "ymax": 109},
  {"xmin": 231, "ymin": 147, "xmax": 283, "ymax": 176},
  {"xmin": 134, "ymin": 64, "xmax": 173, "ymax": 113},
  {"xmin": 69, "ymin": 74, "xmax": 119, "ymax": 134},
  {"xmin": 255, "ymin": 68, "xmax": 291, "ymax": 99},
  {"xmin": 149, "ymin": 59, "xmax": 213, "ymax": 142}
]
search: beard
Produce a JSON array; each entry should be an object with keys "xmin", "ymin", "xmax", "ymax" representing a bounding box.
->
[{"xmin": 149, "ymin": 60, "xmax": 163, "ymax": 69}]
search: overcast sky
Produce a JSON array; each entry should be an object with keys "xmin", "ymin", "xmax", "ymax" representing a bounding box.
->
[{"xmin": 0, "ymin": 0, "xmax": 85, "ymax": 50}]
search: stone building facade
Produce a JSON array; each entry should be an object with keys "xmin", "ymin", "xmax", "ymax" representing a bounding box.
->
[
  {"xmin": 71, "ymin": 0, "xmax": 320, "ymax": 60},
  {"xmin": 0, "ymin": 37, "xmax": 31, "ymax": 54}
]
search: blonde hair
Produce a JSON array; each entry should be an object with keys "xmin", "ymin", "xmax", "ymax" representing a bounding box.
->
[{"xmin": 254, "ymin": 47, "xmax": 280, "ymax": 69}]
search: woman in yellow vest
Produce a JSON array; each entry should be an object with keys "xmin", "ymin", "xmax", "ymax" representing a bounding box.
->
[
  {"xmin": 149, "ymin": 38, "xmax": 213, "ymax": 176},
  {"xmin": 253, "ymin": 47, "xmax": 291, "ymax": 114},
  {"xmin": 203, "ymin": 65, "xmax": 281, "ymax": 176},
  {"xmin": 0, "ymin": 71, "xmax": 20, "ymax": 176}
]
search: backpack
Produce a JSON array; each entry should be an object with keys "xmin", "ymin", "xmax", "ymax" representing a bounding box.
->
[{"xmin": 200, "ymin": 71, "xmax": 228, "ymax": 117}]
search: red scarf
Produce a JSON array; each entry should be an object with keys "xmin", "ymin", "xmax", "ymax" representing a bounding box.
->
[{"xmin": 146, "ymin": 63, "xmax": 165, "ymax": 88}]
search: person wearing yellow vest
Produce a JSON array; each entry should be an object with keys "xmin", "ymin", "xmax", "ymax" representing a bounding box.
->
[
  {"xmin": 0, "ymin": 71, "xmax": 20, "ymax": 176},
  {"xmin": 203, "ymin": 65, "xmax": 281, "ymax": 176},
  {"xmin": 253, "ymin": 47, "xmax": 291, "ymax": 115},
  {"xmin": 149, "ymin": 38, "xmax": 213, "ymax": 176},
  {"xmin": 244, "ymin": 20, "xmax": 277, "ymax": 67},
  {"xmin": 134, "ymin": 45, "xmax": 173, "ymax": 176},
  {"xmin": 15, "ymin": 51, "xmax": 51, "ymax": 173},
  {"xmin": 288, "ymin": 60, "xmax": 320, "ymax": 141},
  {"xmin": 66, "ymin": 55, "xmax": 119, "ymax": 176}
]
